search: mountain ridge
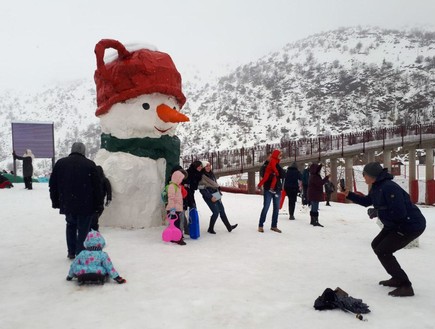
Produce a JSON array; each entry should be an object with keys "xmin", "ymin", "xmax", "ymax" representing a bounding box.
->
[{"xmin": 1, "ymin": 26, "xmax": 434, "ymax": 175}]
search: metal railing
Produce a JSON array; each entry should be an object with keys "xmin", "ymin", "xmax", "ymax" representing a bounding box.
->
[{"xmin": 181, "ymin": 122, "xmax": 435, "ymax": 175}]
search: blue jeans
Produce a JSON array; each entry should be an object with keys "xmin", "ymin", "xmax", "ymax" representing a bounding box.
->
[
  {"xmin": 310, "ymin": 201, "xmax": 319, "ymax": 213},
  {"xmin": 258, "ymin": 190, "xmax": 281, "ymax": 228},
  {"xmin": 65, "ymin": 214, "xmax": 93, "ymax": 255}
]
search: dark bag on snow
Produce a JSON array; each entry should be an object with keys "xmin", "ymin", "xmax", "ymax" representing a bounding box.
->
[{"xmin": 314, "ymin": 287, "xmax": 370, "ymax": 314}]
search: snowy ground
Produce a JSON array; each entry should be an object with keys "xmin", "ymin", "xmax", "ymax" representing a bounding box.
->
[{"xmin": 1, "ymin": 183, "xmax": 434, "ymax": 329}]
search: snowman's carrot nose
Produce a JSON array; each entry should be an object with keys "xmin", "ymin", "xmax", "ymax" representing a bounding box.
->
[{"xmin": 156, "ymin": 104, "xmax": 189, "ymax": 123}]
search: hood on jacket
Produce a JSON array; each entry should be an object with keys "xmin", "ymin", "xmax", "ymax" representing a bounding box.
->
[
  {"xmin": 171, "ymin": 170, "xmax": 185, "ymax": 185},
  {"xmin": 374, "ymin": 169, "xmax": 394, "ymax": 184},
  {"xmin": 309, "ymin": 163, "xmax": 322, "ymax": 174},
  {"xmin": 271, "ymin": 150, "xmax": 281, "ymax": 162},
  {"xmin": 83, "ymin": 230, "xmax": 106, "ymax": 249}
]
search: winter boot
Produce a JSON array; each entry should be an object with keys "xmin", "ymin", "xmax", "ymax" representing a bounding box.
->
[
  {"xmin": 379, "ymin": 277, "xmax": 406, "ymax": 287},
  {"xmin": 208, "ymin": 216, "xmax": 217, "ymax": 234},
  {"xmin": 171, "ymin": 238, "xmax": 187, "ymax": 245},
  {"xmin": 388, "ymin": 285, "xmax": 414, "ymax": 297},
  {"xmin": 310, "ymin": 211, "xmax": 324, "ymax": 227},
  {"xmin": 221, "ymin": 215, "xmax": 236, "ymax": 233},
  {"xmin": 228, "ymin": 224, "xmax": 238, "ymax": 232}
]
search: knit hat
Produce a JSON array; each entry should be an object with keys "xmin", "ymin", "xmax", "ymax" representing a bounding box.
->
[
  {"xmin": 363, "ymin": 162, "xmax": 383, "ymax": 178},
  {"xmin": 94, "ymin": 39, "xmax": 186, "ymax": 116},
  {"xmin": 71, "ymin": 142, "xmax": 86, "ymax": 156},
  {"xmin": 201, "ymin": 160, "xmax": 211, "ymax": 168}
]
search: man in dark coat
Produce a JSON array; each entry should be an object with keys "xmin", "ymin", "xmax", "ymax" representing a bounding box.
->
[
  {"xmin": 49, "ymin": 142, "xmax": 103, "ymax": 259},
  {"xmin": 284, "ymin": 162, "xmax": 302, "ymax": 220},
  {"xmin": 345, "ymin": 162, "xmax": 426, "ymax": 297}
]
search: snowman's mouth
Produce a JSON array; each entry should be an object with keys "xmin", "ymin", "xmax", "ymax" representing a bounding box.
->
[{"xmin": 154, "ymin": 126, "xmax": 172, "ymax": 133}]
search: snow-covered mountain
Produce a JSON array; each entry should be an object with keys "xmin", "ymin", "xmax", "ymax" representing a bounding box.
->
[{"xmin": 1, "ymin": 26, "xmax": 435, "ymax": 175}]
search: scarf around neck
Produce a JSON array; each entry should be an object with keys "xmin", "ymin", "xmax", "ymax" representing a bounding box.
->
[{"xmin": 100, "ymin": 133, "xmax": 181, "ymax": 182}]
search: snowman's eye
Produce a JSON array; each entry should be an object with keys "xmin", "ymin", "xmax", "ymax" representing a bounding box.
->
[{"xmin": 142, "ymin": 103, "xmax": 150, "ymax": 110}]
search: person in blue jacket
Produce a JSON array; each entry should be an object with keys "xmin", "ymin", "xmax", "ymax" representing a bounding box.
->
[
  {"xmin": 67, "ymin": 230, "xmax": 126, "ymax": 284},
  {"xmin": 345, "ymin": 162, "xmax": 426, "ymax": 297}
]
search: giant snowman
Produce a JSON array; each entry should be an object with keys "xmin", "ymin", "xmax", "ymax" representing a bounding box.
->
[{"xmin": 93, "ymin": 39, "xmax": 189, "ymax": 228}]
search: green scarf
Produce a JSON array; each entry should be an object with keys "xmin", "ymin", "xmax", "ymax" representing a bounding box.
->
[{"xmin": 100, "ymin": 133, "xmax": 181, "ymax": 182}]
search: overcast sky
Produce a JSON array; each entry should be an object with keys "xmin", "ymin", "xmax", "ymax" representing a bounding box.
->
[{"xmin": 1, "ymin": 0, "xmax": 435, "ymax": 91}]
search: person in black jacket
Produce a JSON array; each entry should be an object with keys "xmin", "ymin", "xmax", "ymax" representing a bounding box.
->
[
  {"xmin": 49, "ymin": 142, "xmax": 103, "ymax": 259},
  {"xmin": 13, "ymin": 149, "xmax": 34, "ymax": 189},
  {"xmin": 258, "ymin": 150, "xmax": 286, "ymax": 233},
  {"xmin": 284, "ymin": 162, "xmax": 302, "ymax": 220},
  {"xmin": 345, "ymin": 162, "xmax": 426, "ymax": 297},
  {"xmin": 90, "ymin": 165, "xmax": 112, "ymax": 231},
  {"xmin": 184, "ymin": 160, "xmax": 203, "ymax": 209},
  {"xmin": 324, "ymin": 180, "xmax": 335, "ymax": 206}
]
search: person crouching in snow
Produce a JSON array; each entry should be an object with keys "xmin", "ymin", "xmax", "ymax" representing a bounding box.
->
[
  {"xmin": 66, "ymin": 230, "xmax": 126, "ymax": 284},
  {"xmin": 166, "ymin": 170, "xmax": 188, "ymax": 245},
  {"xmin": 257, "ymin": 150, "xmax": 282, "ymax": 193},
  {"xmin": 344, "ymin": 162, "xmax": 426, "ymax": 297}
]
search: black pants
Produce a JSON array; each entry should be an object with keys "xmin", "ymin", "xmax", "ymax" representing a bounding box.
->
[
  {"xmin": 66, "ymin": 214, "xmax": 93, "ymax": 255},
  {"xmin": 90, "ymin": 211, "xmax": 103, "ymax": 231},
  {"xmin": 24, "ymin": 176, "xmax": 32, "ymax": 189},
  {"xmin": 285, "ymin": 188, "xmax": 298, "ymax": 216},
  {"xmin": 371, "ymin": 228, "xmax": 425, "ymax": 285}
]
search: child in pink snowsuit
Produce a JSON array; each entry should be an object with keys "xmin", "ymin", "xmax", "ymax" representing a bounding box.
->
[
  {"xmin": 166, "ymin": 170, "xmax": 188, "ymax": 245},
  {"xmin": 257, "ymin": 150, "xmax": 282, "ymax": 193}
]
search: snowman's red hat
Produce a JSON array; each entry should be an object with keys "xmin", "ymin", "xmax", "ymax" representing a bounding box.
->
[{"xmin": 94, "ymin": 39, "xmax": 186, "ymax": 116}]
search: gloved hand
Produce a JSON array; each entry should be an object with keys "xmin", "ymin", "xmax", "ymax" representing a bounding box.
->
[
  {"xmin": 170, "ymin": 208, "xmax": 176, "ymax": 215},
  {"xmin": 367, "ymin": 208, "xmax": 378, "ymax": 219},
  {"xmin": 66, "ymin": 276, "xmax": 73, "ymax": 281},
  {"xmin": 105, "ymin": 200, "xmax": 111, "ymax": 207},
  {"xmin": 114, "ymin": 276, "xmax": 126, "ymax": 284}
]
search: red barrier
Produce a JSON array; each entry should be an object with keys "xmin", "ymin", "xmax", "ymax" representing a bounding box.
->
[
  {"xmin": 426, "ymin": 180, "xmax": 435, "ymax": 205},
  {"xmin": 336, "ymin": 192, "xmax": 346, "ymax": 203},
  {"xmin": 410, "ymin": 180, "xmax": 419, "ymax": 204},
  {"xmin": 220, "ymin": 186, "xmax": 262, "ymax": 195}
]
